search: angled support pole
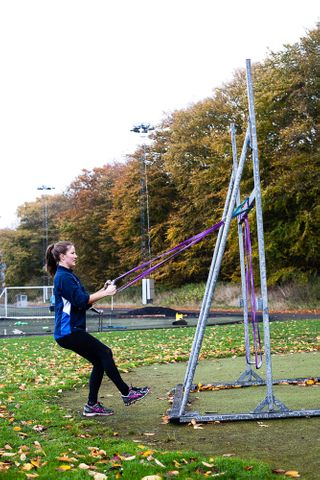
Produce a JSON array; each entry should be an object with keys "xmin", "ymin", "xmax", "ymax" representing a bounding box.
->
[{"xmin": 178, "ymin": 125, "xmax": 251, "ymax": 417}]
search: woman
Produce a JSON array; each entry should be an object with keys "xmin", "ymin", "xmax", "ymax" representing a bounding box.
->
[{"xmin": 46, "ymin": 241, "xmax": 149, "ymax": 417}]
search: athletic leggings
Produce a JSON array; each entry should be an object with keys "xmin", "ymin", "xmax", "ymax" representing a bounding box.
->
[{"xmin": 56, "ymin": 330, "xmax": 129, "ymax": 404}]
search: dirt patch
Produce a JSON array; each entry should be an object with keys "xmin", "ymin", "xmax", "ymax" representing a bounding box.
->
[{"xmin": 61, "ymin": 353, "xmax": 320, "ymax": 479}]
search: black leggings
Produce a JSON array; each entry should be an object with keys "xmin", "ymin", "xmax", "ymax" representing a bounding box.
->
[{"xmin": 56, "ymin": 330, "xmax": 129, "ymax": 404}]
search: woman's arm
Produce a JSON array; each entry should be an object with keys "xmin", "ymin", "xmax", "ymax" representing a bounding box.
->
[{"xmin": 88, "ymin": 283, "xmax": 117, "ymax": 305}]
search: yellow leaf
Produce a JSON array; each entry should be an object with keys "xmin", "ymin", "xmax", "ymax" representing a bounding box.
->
[
  {"xmin": 22, "ymin": 463, "xmax": 34, "ymax": 471},
  {"xmin": 140, "ymin": 449, "xmax": 155, "ymax": 457},
  {"xmin": 56, "ymin": 464, "xmax": 72, "ymax": 471},
  {"xmin": 13, "ymin": 426, "xmax": 21, "ymax": 431},
  {"xmin": 285, "ymin": 471, "xmax": 300, "ymax": 478}
]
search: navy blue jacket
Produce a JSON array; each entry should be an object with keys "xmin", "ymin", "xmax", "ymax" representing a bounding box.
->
[{"xmin": 53, "ymin": 265, "xmax": 90, "ymax": 339}]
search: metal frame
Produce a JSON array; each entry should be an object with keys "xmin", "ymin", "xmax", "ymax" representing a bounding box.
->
[{"xmin": 168, "ymin": 59, "xmax": 320, "ymax": 423}]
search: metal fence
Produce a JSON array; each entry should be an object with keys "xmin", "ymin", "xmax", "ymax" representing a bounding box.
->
[{"xmin": 0, "ymin": 286, "xmax": 54, "ymax": 319}]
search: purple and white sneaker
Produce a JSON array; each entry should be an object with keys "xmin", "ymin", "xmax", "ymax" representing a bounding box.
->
[
  {"xmin": 83, "ymin": 402, "xmax": 114, "ymax": 417},
  {"xmin": 122, "ymin": 386, "xmax": 150, "ymax": 406}
]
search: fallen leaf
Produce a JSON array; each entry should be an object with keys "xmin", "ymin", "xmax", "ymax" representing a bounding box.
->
[
  {"xmin": 154, "ymin": 458, "xmax": 166, "ymax": 468},
  {"xmin": 141, "ymin": 476, "xmax": 162, "ymax": 480},
  {"xmin": 284, "ymin": 471, "xmax": 300, "ymax": 478},
  {"xmin": 21, "ymin": 463, "xmax": 34, "ymax": 471},
  {"xmin": 32, "ymin": 425, "xmax": 47, "ymax": 432},
  {"xmin": 57, "ymin": 456, "xmax": 77, "ymax": 462},
  {"xmin": 0, "ymin": 461, "xmax": 11, "ymax": 471},
  {"xmin": 78, "ymin": 463, "xmax": 91, "ymax": 469},
  {"xmin": 88, "ymin": 447, "xmax": 106, "ymax": 457},
  {"xmin": 202, "ymin": 461, "xmax": 214, "ymax": 468},
  {"xmin": 189, "ymin": 419, "xmax": 204, "ymax": 429},
  {"xmin": 56, "ymin": 464, "xmax": 72, "ymax": 471},
  {"xmin": 88, "ymin": 472, "xmax": 107, "ymax": 480},
  {"xmin": 139, "ymin": 449, "xmax": 155, "ymax": 457},
  {"xmin": 257, "ymin": 421, "xmax": 269, "ymax": 428}
]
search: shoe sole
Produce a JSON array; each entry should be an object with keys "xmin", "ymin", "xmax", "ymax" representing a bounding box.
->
[
  {"xmin": 124, "ymin": 389, "xmax": 150, "ymax": 407},
  {"xmin": 83, "ymin": 411, "xmax": 114, "ymax": 417}
]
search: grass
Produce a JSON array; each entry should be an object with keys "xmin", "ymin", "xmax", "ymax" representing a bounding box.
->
[{"xmin": 0, "ymin": 320, "xmax": 319, "ymax": 479}]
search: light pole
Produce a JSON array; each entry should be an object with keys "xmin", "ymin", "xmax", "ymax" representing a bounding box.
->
[
  {"xmin": 37, "ymin": 185, "xmax": 55, "ymax": 285},
  {"xmin": 131, "ymin": 123, "xmax": 155, "ymax": 304}
]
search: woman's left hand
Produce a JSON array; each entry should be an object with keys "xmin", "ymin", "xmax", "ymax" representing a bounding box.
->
[{"xmin": 104, "ymin": 284, "xmax": 117, "ymax": 295}]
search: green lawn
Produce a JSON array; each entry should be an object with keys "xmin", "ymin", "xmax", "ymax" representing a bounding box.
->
[{"xmin": 0, "ymin": 320, "xmax": 319, "ymax": 479}]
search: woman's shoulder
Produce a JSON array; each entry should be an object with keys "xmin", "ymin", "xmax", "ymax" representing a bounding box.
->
[{"xmin": 55, "ymin": 266, "xmax": 81, "ymax": 285}]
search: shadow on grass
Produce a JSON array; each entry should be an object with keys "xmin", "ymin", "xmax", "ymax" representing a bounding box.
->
[{"xmin": 61, "ymin": 352, "xmax": 320, "ymax": 480}]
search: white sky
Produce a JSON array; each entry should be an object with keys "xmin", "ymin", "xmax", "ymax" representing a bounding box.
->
[{"xmin": 0, "ymin": 0, "xmax": 319, "ymax": 229}]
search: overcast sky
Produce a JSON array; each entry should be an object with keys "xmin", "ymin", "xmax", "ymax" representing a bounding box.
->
[{"xmin": 0, "ymin": 0, "xmax": 319, "ymax": 229}]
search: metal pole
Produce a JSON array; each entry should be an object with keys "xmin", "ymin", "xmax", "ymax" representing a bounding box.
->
[
  {"xmin": 178, "ymin": 127, "xmax": 251, "ymax": 416},
  {"xmin": 4, "ymin": 287, "xmax": 8, "ymax": 318},
  {"xmin": 246, "ymin": 59, "xmax": 277, "ymax": 411},
  {"xmin": 182, "ymin": 146, "xmax": 237, "ymax": 386},
  {"xmin": 131, "ymin": 124, "xmax": 154, "ymax": 304},
  {"xmin": 139, "ymin": 149, "xmax": 147, "ymax": 262},
  {"xmin": 37, "ymin": 185, "xmax": 55, "ymax": 286}
]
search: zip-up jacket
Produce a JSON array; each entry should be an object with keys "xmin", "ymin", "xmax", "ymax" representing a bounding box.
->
[{"xmin": 53, "ymin": 265, "xmax": 90, "ymax": 339}]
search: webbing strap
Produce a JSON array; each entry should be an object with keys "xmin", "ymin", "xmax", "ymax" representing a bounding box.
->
[
  {"xmin": 116, "ymin": 220, "xmax": 224, "ymax": 293},
  {"xmin": 243, "ymin": 214, "xmax": 263, "ymax": 369},
  {"xmin": 112, "ymin": 197, "xmax": 251, "ymax": 293}
]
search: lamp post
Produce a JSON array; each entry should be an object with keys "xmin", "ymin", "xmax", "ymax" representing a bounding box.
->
[
  {"xmin": 131, "ymin": 123, "xmax": 155, "ymax": 304},
  {"xmin": 37, "ymin": 185, "xmax": 55, "ymax": 285}
]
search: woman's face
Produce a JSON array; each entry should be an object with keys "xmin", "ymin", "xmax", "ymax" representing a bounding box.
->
[{"xmin": 59, "ymin": 245, "xmax": 77, "ymax": 269}]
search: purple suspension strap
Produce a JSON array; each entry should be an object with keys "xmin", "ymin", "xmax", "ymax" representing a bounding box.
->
[
  {"xmin": 109, "ymin": 197, "xmax": 252, "ymax": 292},
  {"xmin": 114, "ymin": 220, "xmax": 224, "ymax": 293},
  {"xmin": 243, "ymin": 214, "xmax": 263, "ymax": 369}
]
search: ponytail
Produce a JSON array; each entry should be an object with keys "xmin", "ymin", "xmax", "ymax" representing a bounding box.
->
[{"xmin": 45, "ymin": 241, "xmax": 73, "ymax": 277}]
